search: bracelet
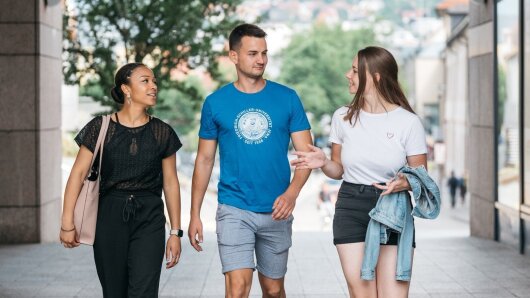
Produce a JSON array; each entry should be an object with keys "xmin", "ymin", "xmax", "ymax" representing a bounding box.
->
[{"xmin": 61, "ymin": 226, "xmax": 75, "ymax": 232}]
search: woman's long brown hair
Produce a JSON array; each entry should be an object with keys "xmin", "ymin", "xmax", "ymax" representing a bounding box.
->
[{"xmin": 344, "ymin": 46, "xmax": 415, "ymax": 125}]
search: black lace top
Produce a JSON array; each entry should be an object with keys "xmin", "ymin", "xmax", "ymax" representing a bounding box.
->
[{"xmin": 75, "ymin": 115, "xmax": 182, "ymax": 196}]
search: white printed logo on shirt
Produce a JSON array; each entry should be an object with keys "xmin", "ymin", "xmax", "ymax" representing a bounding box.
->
[{"xmin": 234, "ymin": 108, "xmax": 272, "ymax": 144}]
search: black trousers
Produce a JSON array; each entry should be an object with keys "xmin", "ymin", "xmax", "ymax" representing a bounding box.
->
[{"xmin": 93, "ymin": 191, "xmax": 166, "ymax": 298}]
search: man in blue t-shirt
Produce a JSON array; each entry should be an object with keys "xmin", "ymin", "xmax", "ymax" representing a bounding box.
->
[{"xmin": 188, "ymin": 24, "xmax": 312, "ymax": 297}]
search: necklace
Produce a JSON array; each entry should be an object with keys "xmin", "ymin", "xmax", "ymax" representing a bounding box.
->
[{"xmin": 115, "ymin": 112, "xmax": 149, "ymax": 156}]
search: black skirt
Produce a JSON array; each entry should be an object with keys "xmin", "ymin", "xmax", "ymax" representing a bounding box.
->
[{"xmin": 333, "ymin": 181, "xmax": 415, "ymax": 247}]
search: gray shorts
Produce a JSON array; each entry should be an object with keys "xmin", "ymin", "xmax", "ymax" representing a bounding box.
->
[{"xmin": 216, "ymin": 203, "xmax": 293, "ymax": 279}]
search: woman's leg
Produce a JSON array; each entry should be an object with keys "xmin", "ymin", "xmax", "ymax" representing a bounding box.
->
[
  {"xmin": 336, "ymin": 243, "xmax": 377, "ymax": 298},
  {"xmin": 93, "ymin": 194, "xmax": 129, "ymax": 297},
  {"xmin": 375, "ymin": 246, "xmax": 413, "ymax": 298},
  {"xmin": 127, "ymin": 225, "xmax": 165, "ymax": 297},
  {"xmin": 127, "ymin": 195, "xmax": 166, "ymax": 298}
]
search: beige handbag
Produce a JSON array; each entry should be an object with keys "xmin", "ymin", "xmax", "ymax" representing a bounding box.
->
[{"xmin": 74, "ymin": 115, "xmax": 111, "ymax": 245}]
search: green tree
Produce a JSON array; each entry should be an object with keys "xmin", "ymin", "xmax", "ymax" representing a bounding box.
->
[
  {"xmin": 155, "ymin": 75, "xmax": 206, "ymax": 135},
  {"xmin": 63, "ymin": 0, "xmax": 244, "ymax": 134},
  {"xmin": 277, "ymin": 25, "xmax": 376, "ymax": 130}
]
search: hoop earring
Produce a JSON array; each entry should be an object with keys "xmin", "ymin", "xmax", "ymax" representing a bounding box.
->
[{"xmin": 127, "ymin": 95, "xmax": 132, "ymax": 105}]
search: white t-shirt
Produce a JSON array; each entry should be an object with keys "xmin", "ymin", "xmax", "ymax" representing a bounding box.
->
[{"xmin": 329, "ymin": 106, "xmax": 427, "ymax": 185}]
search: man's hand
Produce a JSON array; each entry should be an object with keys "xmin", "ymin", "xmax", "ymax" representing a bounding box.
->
[
  {"xmin": 188, "ymin": 216, "xmax": 204, "ymax": 252},
  {"xmin": 272, "ymin": 191, "xmax": 297, "ymax": 220},
  {"xmin": 165, "ymin": 235, "xmax": 181, "ymax": 269}
]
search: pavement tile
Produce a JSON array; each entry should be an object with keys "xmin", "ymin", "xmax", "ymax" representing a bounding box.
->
[
  {"xmin": 428, "ymin": 294, "xmax": 474, "ymax": 298},
  {"xmin": 467, "ymin": 287, "xmax": 519, "ymax": 297},
  {"xmin": 472, "ymin": 294, "xmax": 517, "ymax": 298},
  {"xmin": 2, "ymin": 186, "xmax": 530, "ymax": 297},
  {"xmin": 409, "ymin": 295, "xmax": 431, "ymax": 298}
]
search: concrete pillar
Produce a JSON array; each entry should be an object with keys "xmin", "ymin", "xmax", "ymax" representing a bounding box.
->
[
  {"xmin": 467, "ymin": 0, "xmax": 495, "ymax": 239},
  {"xmin": 0, "ymin": 0, "xmax": 62, "ymax": 243}
]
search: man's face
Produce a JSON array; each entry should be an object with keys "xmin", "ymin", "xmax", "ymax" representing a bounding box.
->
[{"xmin": 230, "ymin": 36, "xmax": 268, "ymax": 79}]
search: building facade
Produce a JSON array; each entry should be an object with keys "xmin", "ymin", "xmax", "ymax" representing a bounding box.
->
[
  {"xmin": 469, "ymin": 0, "xmax": 530, "ymax": 255},
  {"xmin": 0, "ymin": 0, "xmax": 62, "ymax": 243},
  {"xmin": 438, "ymin": 1, "xmax": 469, "ymax": 181}
]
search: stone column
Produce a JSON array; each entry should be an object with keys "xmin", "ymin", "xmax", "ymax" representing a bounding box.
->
[
  {"xmin": 0, "ymin": 0, "xmax": 62, "ymax": 243},
  {"xmin": 467, "ymin": 0, "xmax": 495, "ymax": 239}
]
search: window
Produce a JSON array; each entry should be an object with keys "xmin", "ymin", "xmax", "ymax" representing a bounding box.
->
[
  {"xmin": 496, "ymin": 0, "xmax": 521, "ymax": 210},
  {"xmin": 523, "ymin": 0, "xmax": 530, "ymax": 205}
]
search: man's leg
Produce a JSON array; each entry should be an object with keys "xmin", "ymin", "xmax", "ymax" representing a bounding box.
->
[
  {"xmin": 255, "ymin": 214, "xmax": 293, "ymax": 298},
  {"xmin": 225, "ymin": 269, "xmax": 254, "ymax": 298},
  {"xmin": 216, "ymin": 204, "xmax": 257, "ymax": 297},
  {"xmin": 258, "ymin": 273, "xmax": 285, "ymax": 298}
]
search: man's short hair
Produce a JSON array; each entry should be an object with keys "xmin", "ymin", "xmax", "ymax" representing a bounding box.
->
[{"xmin": 229, "ymin": 24, "xmax": 267, "ymax": 51}]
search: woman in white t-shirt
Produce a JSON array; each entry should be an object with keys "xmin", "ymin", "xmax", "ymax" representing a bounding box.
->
[{"xmin": 291, "ymin": 46, "xmax": 427, "ymax": 298}]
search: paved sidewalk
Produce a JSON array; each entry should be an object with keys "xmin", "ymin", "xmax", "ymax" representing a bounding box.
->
[
  {"xmin": 1, "ymin": 233, "xmax": 530, "ymax": 297},
  {"xmin": 1, "ymin": 175, "xmax": 530, "ymax": 297},
  {"xmin": 2, "ymin": 211, "xmax": 530, "ymax": 297}
]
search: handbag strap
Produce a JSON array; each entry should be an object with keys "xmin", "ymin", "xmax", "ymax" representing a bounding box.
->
[
  {"xmin": 96, "ymin": 115, "xmax": 111, "ymax": 179},
  {"xmin": 86, "ymin": 115, "xmax": 111, "ymax": 179}
]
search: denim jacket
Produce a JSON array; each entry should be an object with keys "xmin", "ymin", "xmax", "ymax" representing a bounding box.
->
[{"xmin": 360, "ymin": 165, "xmax": 441, "ymax": 281}]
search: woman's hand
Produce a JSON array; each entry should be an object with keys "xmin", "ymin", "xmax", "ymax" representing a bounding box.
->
[
  {"xmin": 165, "ymin": 235, "xmax": 181, "ymax": 269},
  {"xmin": 373, "ymin": 173, "xmax": 410, "ymax": 196},
  {"xmin": 59, "ymin": 224, "xmax": 80, "ymax": 248},
  {"xmin": 290, "ymin": 144, "xmax": 327, "ymax": 170}
]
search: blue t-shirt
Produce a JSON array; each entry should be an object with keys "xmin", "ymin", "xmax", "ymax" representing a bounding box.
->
[{"xmin": 199, "ymin": 80, "xmax": 311, "ymax": 212}]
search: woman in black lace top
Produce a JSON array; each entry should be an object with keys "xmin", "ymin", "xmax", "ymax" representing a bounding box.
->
[{"xmin": 60, "ymin": 63, "xmax": 183, "ymax": 297}]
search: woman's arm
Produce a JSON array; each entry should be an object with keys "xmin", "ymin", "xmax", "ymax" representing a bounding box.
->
[
  {"xmin": 60, "ymin": 145, "xmax": 93, "ymax": 248},
  {"xmin": 162, "ymin": 153, "xmax": 182, "ymax": 269},
  {"xmin": 291, "ymin": 143, "xmax": 344, "ymax": 180},
  {"xmin": 321, "ymin": 143, "xmax": 344, "ymax": 180},
  {"xmin": 373, "ymin": 153, "xmax": 428, "ymax": 195},
  {"xmin": 406, "ymin": 154, "xmax": 427, "ymax": 169}
]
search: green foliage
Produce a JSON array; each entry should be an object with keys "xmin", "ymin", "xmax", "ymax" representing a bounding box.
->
[
  {"xmin": 62, "ymin": 132, "xmax": 80, "ymax": 157},
  {"xmin": 63, "ymin": 0, "xmax": 244, "ymax": 133},
  {"xmin": 277, "ymin": 25, "xmax": 376, "ymax": 124},
  {"xmin": 155, "ymin": 75, "xmax": 206, "ymax": 136},
  {"xmin": 79, "ymin": 80, "xmax": 105, "ymax": 99}
]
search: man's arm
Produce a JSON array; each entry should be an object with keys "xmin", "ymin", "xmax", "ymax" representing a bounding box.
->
[
  {"xmin": 188, "ymin": 138, "xmax": 217, "ymax": 251},
  {"xmin": 271, "ymin": 130, "xmax": 313, "ymax": 220}
]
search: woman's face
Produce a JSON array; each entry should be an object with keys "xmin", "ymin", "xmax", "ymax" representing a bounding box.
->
[
  {"xmin": 345, "ymin": 55, "xmax": 376, "ymax": 95},
  {"xmin": 345, "ymin": 56, "xmax": 359, "ymax": 94},
  {"xmin": 124, "ymin": 66, "xmax": 158, "ymax": 107}
]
